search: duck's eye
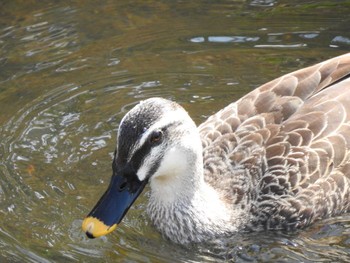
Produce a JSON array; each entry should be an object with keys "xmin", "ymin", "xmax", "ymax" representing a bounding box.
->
[{"xmin": 149, "ymin": 130, "xmax": 163, "ymax": 144}]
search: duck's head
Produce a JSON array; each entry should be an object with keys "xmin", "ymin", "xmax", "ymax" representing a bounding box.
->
[{"xmin": 82, "ymin": 98, "xmax": 201, "ymax": 238}]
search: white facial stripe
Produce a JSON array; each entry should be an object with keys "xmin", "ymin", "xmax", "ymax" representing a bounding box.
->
[
  {"xmin": 137, "ymin": 108, "xmax": 188, "ymax": 147},
  {"xmin": 136, "ymin": 147, "xmax": 160, "ymax": 181},
  {"xmin": 135, "ymin": 109, "xmax": 191, "ymax": 181},
  {"xmin": 117, "ymin": 99, "xmax": 194, "ymax": 181},
  {"xmin": 136, "ymin": 164, "xmax": 148, "ymax": 181}
]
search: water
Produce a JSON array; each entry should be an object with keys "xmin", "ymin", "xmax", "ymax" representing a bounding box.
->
[{"xmin": 0, "ymin": 0, "xmax": 350, "ymax": 261}]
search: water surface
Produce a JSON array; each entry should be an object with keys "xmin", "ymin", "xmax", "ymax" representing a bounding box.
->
[{"xmin": 0, "ymin": 0, "xmax": 350, "ymax": 262}]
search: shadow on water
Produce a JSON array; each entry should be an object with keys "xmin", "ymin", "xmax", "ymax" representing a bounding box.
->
[{"xmin": 0, "ymin": 0, "xmax": 350, "ymax": 261}]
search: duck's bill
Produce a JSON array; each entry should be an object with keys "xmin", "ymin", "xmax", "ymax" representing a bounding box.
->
[{"xmin": 82, "ymin": 172, "xmax": 147, "ymax": 238}]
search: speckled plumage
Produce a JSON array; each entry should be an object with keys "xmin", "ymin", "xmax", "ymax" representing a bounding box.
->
[
  {"xmin": 146, "ymin": 54, "xmax": 350, "ymax": 244},
  {"xmin": 199, "ymin": 53, "xmax": 350, "ymax": 232},
  {"xmin": 87, "ymin": 53, "xmax": 350, "ymax": 245}
]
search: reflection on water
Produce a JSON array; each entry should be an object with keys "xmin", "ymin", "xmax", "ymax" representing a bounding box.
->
[
  {"xmin": 0, "ymin": 0, "xmax": 350, "ymax": 261},
  {"xmin": 189, "ymin": 36, "xmax": 260, "ymax": 43}
]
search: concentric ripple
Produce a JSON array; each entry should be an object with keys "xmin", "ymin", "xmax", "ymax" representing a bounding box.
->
[{"xmin": 0, "ymin": 0, "xmax": 350, "ymax": 262}]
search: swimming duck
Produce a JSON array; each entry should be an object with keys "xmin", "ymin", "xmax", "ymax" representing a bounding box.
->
[{"xmin": 82, "ymin": 53, "xmax": 350, "ymax": 244}]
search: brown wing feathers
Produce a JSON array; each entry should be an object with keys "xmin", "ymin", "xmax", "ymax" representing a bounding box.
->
[{"xmin": 200, "ymin": 53, "xmax": 350, "ymax": 230}]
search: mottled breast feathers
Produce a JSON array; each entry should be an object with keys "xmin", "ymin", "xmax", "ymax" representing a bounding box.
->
[{"xmin": 199, "ymin": 53, "xmax": 350, "ymax": 230}]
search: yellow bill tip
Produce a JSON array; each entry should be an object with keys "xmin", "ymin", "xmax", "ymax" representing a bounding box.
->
[{"xmin": 82, "ymin": 217, "xmax": 117, "ymax": 238}]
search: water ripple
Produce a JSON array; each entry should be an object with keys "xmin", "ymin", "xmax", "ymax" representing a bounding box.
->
[
  {"xmin": 0, "ymin": 5, "xmax": 79, "ymax": 82},
  {"xmin": 0, "ymin": 0, "xmax": 349, "ymax": 262}
]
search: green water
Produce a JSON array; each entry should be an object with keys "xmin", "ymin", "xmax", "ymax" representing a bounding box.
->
[{"xmin": 0, "ymin": 0, "xmax": 350, "ymax": 262}]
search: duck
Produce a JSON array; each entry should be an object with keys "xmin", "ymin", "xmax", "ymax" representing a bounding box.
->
[{"xmin": 82, "ymin": 53, "xmax": 350, "ymax": 245}]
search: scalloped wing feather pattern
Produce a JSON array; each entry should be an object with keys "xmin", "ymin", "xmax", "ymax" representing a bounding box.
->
[{"xmin": 199, "ymin": 53, "xmax": 350, "ymax": 230}]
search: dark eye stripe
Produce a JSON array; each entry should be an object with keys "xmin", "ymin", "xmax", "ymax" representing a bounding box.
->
[
  {"xmin": 132, "ymin": 141, "xmax": 153, "ymax": 171},
  {"xmin": 128, "ymin": 120, "xmax": 183, "ymax": 178}
]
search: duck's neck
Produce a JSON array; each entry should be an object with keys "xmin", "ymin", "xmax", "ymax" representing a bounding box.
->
[{"xmin": 147, "ymin": 143, "xmax": 241, "ymax": 244}]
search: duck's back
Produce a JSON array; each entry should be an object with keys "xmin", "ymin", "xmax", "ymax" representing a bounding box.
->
[{"xmin": 199, "ymin": 53, "xmax": 350, "ymax": 230}]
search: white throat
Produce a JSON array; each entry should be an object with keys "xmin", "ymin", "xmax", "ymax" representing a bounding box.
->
[
  {"xmin": 149, "ymin": 145, "xmax": 193, "ymax": 203},
  {"xmin": 146, "ymin": 131, "xmax": 236, "ymax": 243}
]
